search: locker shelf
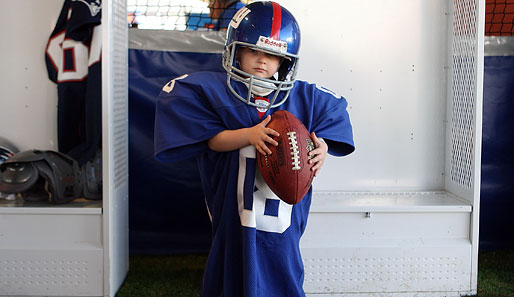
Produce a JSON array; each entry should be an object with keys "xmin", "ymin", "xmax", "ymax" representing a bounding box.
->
[
  {"xmin": 0, "ymin": 198, "xmax": 102, "ymax": 214},
  {"xmin": 311, "ymin": 191, "xmax": 472, "ymax": 213}
]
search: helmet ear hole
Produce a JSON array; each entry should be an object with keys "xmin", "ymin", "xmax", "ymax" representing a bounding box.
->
[
  {"xmin": 278, "ymin": 59, "xmax": 293, "ymax": 81},
  {"xmin": 0, "ymin": 162, "xmax": 39, "ymax": 193}
]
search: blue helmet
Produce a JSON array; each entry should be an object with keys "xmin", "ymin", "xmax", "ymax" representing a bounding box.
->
[{"xmin": 223, "ymin": 1, "xmax": 301, "ymax": 109}]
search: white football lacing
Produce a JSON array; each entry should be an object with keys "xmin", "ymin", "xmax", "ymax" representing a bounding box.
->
[{"xmin": 287, "ymin": 131, "xmax": 301, "ymax": 170}]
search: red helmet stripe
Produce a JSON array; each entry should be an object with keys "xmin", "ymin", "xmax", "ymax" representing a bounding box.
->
[{"xmin": 270, "ymin": 2, "xmax": 282, "ymax": 40}]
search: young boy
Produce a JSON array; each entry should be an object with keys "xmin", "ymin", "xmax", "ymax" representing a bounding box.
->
[{"xmin": 154, "ymin": 2, "xmax": 355, "ymax": 296}]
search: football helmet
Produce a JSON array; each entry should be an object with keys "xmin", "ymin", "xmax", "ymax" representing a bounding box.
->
[
  {"xmin": 223, "ymin": 1, "xmax": 301, "ymax": 109},
  {"xmin": 0, "ymin": 136, "xmax": 18, "ymax": 165},
  {"xmin": 0, "ymin": 150, "xmax": 84, "ymax": 204}
]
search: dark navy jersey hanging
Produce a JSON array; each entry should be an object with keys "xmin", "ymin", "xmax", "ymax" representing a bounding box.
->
[{"xmin": 45, "ymin": 0, "xmax": 102, "ymax": 166}]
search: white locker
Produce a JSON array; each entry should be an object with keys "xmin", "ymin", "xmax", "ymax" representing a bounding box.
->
[
  {"xmin": 0, "ymin": 0, "xmax": 128, "ymax": 296},
  {"xmin": 0, "ymin": 0, "xmax": 484, "ymax": 296},
  {"xmin": 273, "ymin": 0, "xmax": 484, "ymax": 295}
]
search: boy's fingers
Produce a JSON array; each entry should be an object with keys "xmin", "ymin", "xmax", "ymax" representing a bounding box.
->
[
  {"xmin": 311, "ymin": 162, "xmax": 323, "ymax": 175},
  {"xmin": 310, "ymin": 147, "xmax": 324, "ymax": 156},
  {"xmin": 311, "ymin": 165, "xmax": 318, "ymax": 174},
  {"xmin": 266, "ymin": 136, "xmax": 278, "ymax": 147},
  {"xmin": 266, "ymin": 128, "xmax": 279, "ymax": 137},
  {"xmin": 257, "ymin": 146, "xmax": 266, "ymax": 156},
  {"xmin": 262, "ymin": 144, "xmax": 272, "ymax": 155},
  {"xmin": 309, "ymin": 155, "xmax": 324, "ymax": 165},
  {"xmin": 313, "ymin": 168, "xmax": 320, "ymax": 177},
  {"xmin": 261, "ymin": 115, "xmax": 271, "ymax": 126},
  {"xmin": 312, "ymin": 133, "xmax": 323, "ymax": 147}
]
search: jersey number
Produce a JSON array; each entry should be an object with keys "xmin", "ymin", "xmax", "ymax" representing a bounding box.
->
[
  {"xmin": 237, "ymin": 146, "xmax": 292, "ymax": 233},
  {"xmin": 162, "ymin": 74, "xmax": 189, "ymax": 93},
  {"xmin": 46, "ymin": 25, "xmax": 102, "ymax": 82}
]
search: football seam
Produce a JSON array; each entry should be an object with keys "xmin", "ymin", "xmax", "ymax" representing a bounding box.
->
[
  {"xmin": 285, "ymin": 115, "xmax": 300, "ymax": 203},
  {"xmin": 287, "ymin": 131, "xmax": 301, "ymax": 171}
]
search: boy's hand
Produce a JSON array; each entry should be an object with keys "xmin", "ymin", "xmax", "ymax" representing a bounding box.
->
[
  {"xmin": 308, "ymin": 132, "xmax": 328, "ymax": 177},
  {"xmin": 248, "ymin": 115, "xmax": 280, "ymax": 155}
]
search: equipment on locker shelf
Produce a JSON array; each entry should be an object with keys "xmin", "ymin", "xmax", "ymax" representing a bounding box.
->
[
  {"xmin": 82, "ymin": 149, "xmax": 102, "ymax": 200},
  {"xmin": 0, "ymin": 136, "xmax": 19, "ymax": 165},
  {"xmin": 0, "ymin": 149, "xmax": 101, "ymax": 204},
  {"xmin": 0, "ymin": 137, "xmax": 20, "ymax": 200}
]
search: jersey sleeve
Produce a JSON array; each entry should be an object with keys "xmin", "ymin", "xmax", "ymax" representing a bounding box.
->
[
  {"xmin": 154, "ymin": 77, "xmax": 226, "ymax": 163},
  {"xmin": 310, "ymin": 86, "xmax": 355, "ymax": 157}
]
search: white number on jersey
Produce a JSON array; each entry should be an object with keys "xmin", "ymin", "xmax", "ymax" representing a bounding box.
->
[
  {"xmin": 162, "ymin": 74, "xmax": 189, "ymax": 93},
  {"xmin": 46, "ymin": 25, "xmax": 102, "ymax": 82},
  {"xmin": 230, "ymin": 6, "xmax": 251, "ymax": 29},
  {"xmin": 237, "ymin": 146, "xmax": 293, "ymax": 233}
]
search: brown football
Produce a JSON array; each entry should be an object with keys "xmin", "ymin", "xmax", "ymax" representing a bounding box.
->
[{"xmin": 257, "ymin": 110, "xmax": 316, "ymax": 204}]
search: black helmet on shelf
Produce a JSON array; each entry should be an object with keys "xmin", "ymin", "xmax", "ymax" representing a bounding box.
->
[{"xmin": 0, "ymin": 149, "xmax": 85, "ymax": 204}]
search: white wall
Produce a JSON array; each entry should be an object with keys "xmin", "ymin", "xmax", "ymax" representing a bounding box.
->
[
  {"xmin": 275, "ymin": 0, "xmax": 450, "ymax": 191},
  {"xmin": 1, "ymin": 0, "xmax": 452, "ymax": 193},
  {"xmin": 0, "ymin": 0, "xmax": 63, "ymax": 152}
]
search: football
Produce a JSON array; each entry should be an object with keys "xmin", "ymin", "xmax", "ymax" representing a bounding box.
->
[{"xmin": 257, "ymin": 110, "xmax": 316, "ymax": 204}]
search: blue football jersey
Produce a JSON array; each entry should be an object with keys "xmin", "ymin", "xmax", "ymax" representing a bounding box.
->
[
  {"xmin": 45, "ymin": 0, "xmax": 102, "ymax": 165},
  {"xmin": 154, "ymin": 72, "xmax": 354, "ymax": 297}
]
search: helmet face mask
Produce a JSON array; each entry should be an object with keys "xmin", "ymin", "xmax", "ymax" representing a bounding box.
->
[{"xmin": 223, "ymin": 2, "xmax": 301, "ymax": 109}]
